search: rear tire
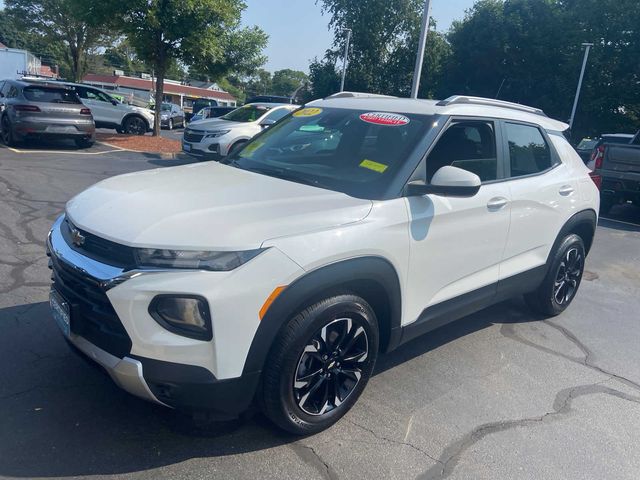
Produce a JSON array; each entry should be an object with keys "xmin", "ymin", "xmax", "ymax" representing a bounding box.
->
[
  {"xmin": 260, "ymin": 294, "xmax": 379, "ymax": 435},
  {"xmin": 600, "ymin": 198, "xmax": 614, "ymax": 215},
  {"xmin": 524, "ymin": 234, "xmax": 585, "ymax": 317},
  {"xmin": 1, "ymin": 115, "xmax": 16, "ymax": 147}
]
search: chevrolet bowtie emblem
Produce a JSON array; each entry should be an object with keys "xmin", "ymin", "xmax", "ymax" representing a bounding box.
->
[{"xmin": 70, "ymin": 227, "xmax": 86, "ymax": 247}]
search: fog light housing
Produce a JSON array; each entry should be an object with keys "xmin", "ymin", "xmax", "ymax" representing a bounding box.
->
[{"xmin": 149, "ymin": 295, "xmax": 212, "ymax": 341}]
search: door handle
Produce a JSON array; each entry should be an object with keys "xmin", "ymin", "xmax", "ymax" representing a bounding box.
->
[
  {"xmin": 559, "ymin": 185, "xmax": 574, "ymax": 196},
  {"xmin": 487, "ymin": 197, "xmax": 508, "ymax": 210}
]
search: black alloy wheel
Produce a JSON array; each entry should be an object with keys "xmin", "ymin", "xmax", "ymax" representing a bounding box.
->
[
  {"xmin": 261, "ymin": 294, "xmax": 379, "ymax": 434},
  {"xmin": 293, "ymin": 317, "xmax": 369, "ymax": 416},
  {"xmin": 124, "ymin": 116, "xmax": 147, "ymax": 135}
]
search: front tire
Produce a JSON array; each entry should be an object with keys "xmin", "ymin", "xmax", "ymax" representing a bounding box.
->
[
  {"xmin": 74, "ymin": 137, "xmax": 94, "ymax": 148},
  {"xmin": 260, "ymin": 294, "xmax": 379, "ymax": 435},
  {"xmin": 123, "ymin": 116, "xmax": 147, "ymax": 135},
  {"xmin": 525, "ymin": 234, "xmax": 585, "ymax": 316}
]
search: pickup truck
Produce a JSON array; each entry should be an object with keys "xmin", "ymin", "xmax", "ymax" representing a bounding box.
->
[{"xmin": 589, "ymin": 130, "xmax": 640, "ymax": 213}]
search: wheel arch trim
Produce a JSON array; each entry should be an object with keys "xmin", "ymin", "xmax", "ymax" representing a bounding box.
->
[
  {"xmin": 241, "ymin": 256, "xmax": 403, "ymax": 376},
  {"xmin": 549, "ymin": 209, "xmax": 597, "ymax": 263}
]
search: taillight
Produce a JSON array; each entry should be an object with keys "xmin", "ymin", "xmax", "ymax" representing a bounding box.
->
[
  {"xmin": 13, "ymin": 104, "xmax": 41, "ymax": 112},
  {"xmin": 80, "ymin": 108, "xmax": 91, "ymax": 115},
  {"xmin": 589, "ymin": 172, "xmax": 602, "ymax": 190},
  {"xmin": 591, "ymin": 145, "xmax": 605, "ymax": 170}
]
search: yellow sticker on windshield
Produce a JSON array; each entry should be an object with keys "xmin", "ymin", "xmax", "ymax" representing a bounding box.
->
[
  {"xmin": 293, "ymin": 107, "xmax": 322, "ymax": 117},
  {"xmin": 240, "ymin": 141, "xmax": 264, "ymax": 158},
  {"xmin": 360, "ymin": 159, "xmax": 388, "ymax": 173}
]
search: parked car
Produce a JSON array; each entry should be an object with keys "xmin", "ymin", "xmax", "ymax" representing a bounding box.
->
[
  {"xmin": 0, "ymin": 79, "xmax": 95, "ymax": 147},
  {"xmin": 246, "ymin": 95, "xmax": 296, "ymax": 104},
  {"xmin": 186, "ymin": 99, "xmax": 219, "ymax": 122},
  {"xmin": 182, "ymin": 103, "xmax": 297, "ymax": 160},
  {"xmin": 158, "ymin": 103, "xmax": 185, "ymax": 130},
  {"xmin": 32, "ymin": 80, "xmax": 155, "ymax": 135},
  {"xmin": 47, "ymin": 94, "xmax": 598, "ymax": 434},
  {"xmin": 576, "ymin": 134, "xmax": 635, "ymax": 164},
  {"xmin": 189, "ymin": 106, "xmax": 235, "ymax": 123},
  {"xmin": 588, "ymin": 130, "xmax": 640, "ymax": 213}
]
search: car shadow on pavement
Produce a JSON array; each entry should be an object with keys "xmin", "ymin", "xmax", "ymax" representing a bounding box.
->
[
  {"xmin": 0, "ymin": 296, "xmax": 542, "ymax": 478},
  {"xmin": 7, "ymin": 138, "xmax": 90, "ymax": 151}
]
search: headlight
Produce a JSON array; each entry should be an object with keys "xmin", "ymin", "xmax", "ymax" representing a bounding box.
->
[
  {"xmin": 135, "ymin": 248, "xmax": 265, "ymax": 271},
  {"xmin": 204, "ymin": 130, "xmax": 230, "ymax": 138}
]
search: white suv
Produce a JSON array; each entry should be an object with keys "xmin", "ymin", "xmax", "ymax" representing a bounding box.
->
[
  {"xmin": 57, "ymin": 81, "xmax": 155, "ymax": 135},
  {"xmin": 182, "ymin": 103, "xmax": 297, "ymax": 160},
  {"xmin": 47, "ymin": 95, "xmax": 599, "ymax": 434}
]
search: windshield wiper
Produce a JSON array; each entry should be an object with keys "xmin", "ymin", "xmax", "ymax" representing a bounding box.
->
[{"xmin": 237, "ymin": 164, "xmax": 325, "ymax": 189}]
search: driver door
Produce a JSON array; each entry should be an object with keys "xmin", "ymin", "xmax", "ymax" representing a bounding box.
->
[{"xmin": 403, "ymin": 118, "xmax": 511, "ymax": 327}]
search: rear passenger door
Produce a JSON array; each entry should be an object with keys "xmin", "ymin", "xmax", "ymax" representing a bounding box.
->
[{"xmin": 499, "ymin": 121, "xmax": 576, "ymax": 282}]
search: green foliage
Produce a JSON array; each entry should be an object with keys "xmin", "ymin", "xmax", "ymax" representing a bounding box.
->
[
  {"xmin": 271, "ymin": 69, "xmax": 308, "ymax": 97},
  {"xmin": 5, "ymin": 0, "xmax": 113, "ymax": 81},
  {"xmin": 87, "ymin": 0, "xmax": 267, "ymax": 134}
]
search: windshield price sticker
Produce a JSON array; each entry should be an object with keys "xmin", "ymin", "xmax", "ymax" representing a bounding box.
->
[
  {"xmin": 293, "ymin": 107, "xmax": 323, "ymax": 117},
  {"xmin": 359, "ymin": 159, "xmax": 389, "ymax": 173},
  {"xmin": 359, "ymin": 112, "xmax": 410, "ymax": 126}
]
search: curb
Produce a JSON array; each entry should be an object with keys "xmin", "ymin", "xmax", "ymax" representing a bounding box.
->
[{"xmin": 96, "ymin": 141, "xmax": 187, "ymax": 160}]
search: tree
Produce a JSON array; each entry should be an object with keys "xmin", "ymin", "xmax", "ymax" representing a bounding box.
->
[
  {"xmin": 5, "ymin": 0, "xmax": 112, "ymax": 81},
  {"xmin": 92, "ymin": 0, "xmax": 267, "ymax": 135},
  {"xmin": 313, "ymin": 0, "xmax": 449, "ymax": 98},
  {"xmin": 271, "ymin": 69, "xmax": 308, "ymax": 98}
]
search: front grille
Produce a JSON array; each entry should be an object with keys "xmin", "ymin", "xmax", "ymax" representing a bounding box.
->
[
  {"xmin": 184, "ymin": 130, "xmax": 204, "ymax": 143},
  {"xmin": 62, "ymin": 218, "xmax": 136, "ymax": 268},
  {"xmin": 50, "ymin": 253, "xmax": 132, "ymax": 358}
]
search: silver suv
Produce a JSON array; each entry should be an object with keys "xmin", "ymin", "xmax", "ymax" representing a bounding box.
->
[
  {"xmin": 182, "ymin": 103, "xmax": 297, "ymax": 160},
  {"xmin": 0, "ymin": 79, "xmax": 95, "ymax": 147}
]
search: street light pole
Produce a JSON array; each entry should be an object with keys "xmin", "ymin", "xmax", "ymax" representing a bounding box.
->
[
  {"xmin": 340, "ymin": 29, "xmax": 352, "ymax": 92},
  {"xmin": 410, "ymin": 0, "xmax": 432, "ymax": 98},
  {"xmin": 568, "ymin": 42, "xmax": 594, "ymax": 130}
]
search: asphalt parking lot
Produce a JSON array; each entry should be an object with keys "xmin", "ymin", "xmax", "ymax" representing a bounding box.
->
[{"xmin": 1, "ymin": 141, "xmax": 639, "ymax": 480}]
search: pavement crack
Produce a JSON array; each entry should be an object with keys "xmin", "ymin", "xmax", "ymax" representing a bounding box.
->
[
  {"xmin": 500, "ymin": 321, "xmax": 640, "ymax": 392},
  {"xmin": 344, "ymin": 418, "xmax": 443, "ymax": 465},
  {"xmin": 417, "ymin": 380, "xmax": 640, "ymax": 480},
  {"xmin": 289, "ymin": 442, "xmax": 339, "ymax": 480}
]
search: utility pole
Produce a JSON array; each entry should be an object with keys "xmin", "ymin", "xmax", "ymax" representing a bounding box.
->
[
  {"xmin": 568, "ymin": 42, "xmax": 594, "ymax": 130},
  {"xmin": 339, "ymin": 29, "xmax": 352, "ymax": 92},
  {"xmin": 410, "ymin": 0, "xmax": 432, "ymax": 98}
]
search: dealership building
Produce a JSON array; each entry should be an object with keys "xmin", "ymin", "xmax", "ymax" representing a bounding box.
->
[{"xmin": 82, "ymin": 73, "xmax": 237, "ymax": 111}]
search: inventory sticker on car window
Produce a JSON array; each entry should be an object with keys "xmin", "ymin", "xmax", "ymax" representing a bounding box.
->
[
  {"xmin": 359, "ymin": 112, "xmax": 410, "ymax": 126},
  {"xmin": 359, "ymin": 159, "xmax": 389, "ymax": 173},
  {"xmin": 293, "ymin": 107, "xmax": 323, "ymax": 117},
  {"xmin": 240, "ymin": 141, "xmax": 264, "ymax": 158}
]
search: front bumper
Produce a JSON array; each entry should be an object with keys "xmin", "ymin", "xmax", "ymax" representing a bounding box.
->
[{"xmin": 46, "ymin": 215, "xmax": 303, "ymax": 415}]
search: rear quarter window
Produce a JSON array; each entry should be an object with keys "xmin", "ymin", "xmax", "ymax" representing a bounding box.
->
[{"xmin": 505, "ymin": 123, "xmax": 553, "ymax": 177}]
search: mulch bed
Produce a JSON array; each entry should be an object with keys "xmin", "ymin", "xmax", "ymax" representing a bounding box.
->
[{"xmin": 96, "ymin": 133, "xmax": 181, "ymax": 154}]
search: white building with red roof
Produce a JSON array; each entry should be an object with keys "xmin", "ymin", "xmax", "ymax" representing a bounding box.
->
[{"xmin": 82, "ymin": 73, "xmax": 237, "ymax": 112}]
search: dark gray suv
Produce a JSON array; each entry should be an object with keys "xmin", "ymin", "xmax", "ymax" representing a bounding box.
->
[{"xmin": 0, "ymin": 79, "xmax": 95, "ymax": 147}]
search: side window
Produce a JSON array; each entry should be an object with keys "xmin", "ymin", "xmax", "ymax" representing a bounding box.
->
[
  {"xmin": 505, "ymin": 123, "xmax": 553, "ymax": 177},
  {"xmin": 6, "ymin": 86, "xmax": 19, "ymax": 98},
  {"xmin": 426, "ymin": 120, "xmax": 498, "ymax": 182},
  {"xmin": 0, "ymin": 81, "xmax": 5, "ymax": 96},
  {"xmin": 263, "ymin": 108, "xmax": 292, "ymax": 123}
]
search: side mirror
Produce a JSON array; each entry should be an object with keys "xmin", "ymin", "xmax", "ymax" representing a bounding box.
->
[
  {"xmin": 260, "ymin": 118, "xmax": 276, "ymax": 128},
  {"xmin": 406, "ymin": 166, "xmax": 481, "ymax": 197}
]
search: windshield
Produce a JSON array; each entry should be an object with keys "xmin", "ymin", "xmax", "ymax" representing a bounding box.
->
[
  {"xmin": 229, "ymin": 107, "xmax": 434, "ymax": 199},
  {"xmin": 221, "ymin": 105, "xmax": 271, "ymax": 123},
  {"xmin": 23, "ymin": 87, "xmax": 81, "ymax": 104},
  {"xmin": 577, "ymin": 139, "xmax": 597, "ymax": 150},
  {"xmin": 161, "ymin": 104, "xmax": 172, "ymax": 111}
]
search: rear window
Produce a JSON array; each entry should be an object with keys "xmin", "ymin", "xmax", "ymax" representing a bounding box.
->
[
  {"xmin": 23, "ymin": 87, "xmax": 81, "ymax": 104},
  {"xmin": 577, "ymin": 138, "xmax": 598, "ymax": 150}
]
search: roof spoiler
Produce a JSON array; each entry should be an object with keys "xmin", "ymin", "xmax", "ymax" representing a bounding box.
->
[{"xmin": 436, "ymin": 95, "xmax": 547, "ymax": 117}]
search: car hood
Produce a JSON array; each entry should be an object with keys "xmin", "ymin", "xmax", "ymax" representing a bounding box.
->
[
  {"xmin": 188, "ymin": 118, "xmax": 246, "ymax": 130},
  {"xmin": 65, "ymin": 162, "xmax": 373, "ymax": 250}
]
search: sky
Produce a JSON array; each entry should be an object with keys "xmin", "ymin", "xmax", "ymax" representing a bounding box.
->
[{"xmin": 242, "ymin": 0, "xmax": 477, "ymax": 73}]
